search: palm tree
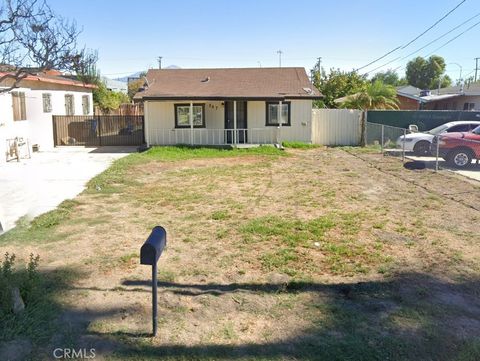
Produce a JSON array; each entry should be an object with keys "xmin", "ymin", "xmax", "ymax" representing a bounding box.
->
[
  {"xmin": 340, "ymin": 81, "xmax": 399, "ymax": 145},
  {"xmin": 340, "ymin": 80, "xmax": 399, "ymax": 111}
]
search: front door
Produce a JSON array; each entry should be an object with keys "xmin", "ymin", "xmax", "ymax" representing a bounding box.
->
[{"xmin": 225, "ymin": 101, "xmax": 247, "ymax": 144}]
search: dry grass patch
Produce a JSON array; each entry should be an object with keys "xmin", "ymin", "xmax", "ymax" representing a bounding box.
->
[{"xmin": 1, "ymin": 146, "xmax": 480, "ymax": 361}]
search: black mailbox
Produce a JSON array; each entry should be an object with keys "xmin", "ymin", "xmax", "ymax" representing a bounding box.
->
[
  {"xmin": 140, "ymin": 226, "xmax": 166, "ymax": 265},
  {"xmin": 140, "ymin": 226, "xmax": 167, "ymax": 337}
]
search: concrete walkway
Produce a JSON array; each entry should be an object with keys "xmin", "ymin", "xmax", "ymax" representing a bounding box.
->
[
  {"xmin": 407, "ymin": 155, "xmax": 480, "ymax": 182},
  {"xmin": 0, "ymin": 146, "xmax": 135, "ymax": 233}
]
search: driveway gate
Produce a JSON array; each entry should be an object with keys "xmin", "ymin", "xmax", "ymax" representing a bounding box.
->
[{"xmin": 52, "ymin": 115, "xmax": 144, "ymax": 146}]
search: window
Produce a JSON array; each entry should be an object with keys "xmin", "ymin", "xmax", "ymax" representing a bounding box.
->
[
  {"xmin": 42, "ymin": 93, "xmax": 52, "ymax": 113},
  {"xmin": 12, "ymin": 91, "xmax": 26, "ymax": 121},
  {"xmin": 448, "ymin": 124, "xmax": 471, "ymax": 133},
  {"xmin": 463, "ymin": 102, "xmax": 475, "ymax": 111},
  {"xmin": 65, "ymin": 94, "xmax": 75, "ymax": 115},
  {"xmin": 82, "ymin": 95, "xmax": 90, "ymax": 115},
  {"xmin": 174, "ymin": 104, "xmax": 205, "ymax": 128},
  {"xmin": 266, "ymin": 102, "xmax": 291, "ymax": 126}
]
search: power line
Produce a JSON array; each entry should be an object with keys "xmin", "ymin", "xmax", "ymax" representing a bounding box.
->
[
  {"xmin": 355, "ymin": 0, "xmax": 467, "ymax": 72},
  {"xmin": 355, "ymin": 47, "xmax": 401, "ymax": 72},
  {"xmin": 363, "ymin": 11, "xmax": 480, "ymax": 75},
  {"xmin": 404, "ymin": 12, "xmax": 480, "ymax": 59},
  {"xmin": 425, "ymin": 19, "xmax": 480, "ymax": 56},
  {"xmin": 401, "ymin": 0, "xmax": 467, "ymax": 49}
]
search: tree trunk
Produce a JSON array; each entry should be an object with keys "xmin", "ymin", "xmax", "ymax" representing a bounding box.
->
[{"xmin": 359, "ymin": 111, "xmax": 367, "ymax": 147}]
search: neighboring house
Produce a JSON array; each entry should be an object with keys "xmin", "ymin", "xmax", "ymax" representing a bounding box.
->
[
  {"xmin": 134, "ymin": 67, "xmax": 322, "ymax": 146},
  {"xmin": 422, "ymin": 82, "xmax": 480, "ymax": 111},
  {"xmin": 101, "ymin": 76, "xmax": 128, "ymax": 94},
  {"xmin": 396, "ymin": 85, "xmax": 425, "ymax": 110},
  {"xmin": 335, "ymin": 85, "xmax": 426, "ymax": 110},
  {"xmin": 0, "ymin": 70, "xmax": 95, "ymax": 161}
]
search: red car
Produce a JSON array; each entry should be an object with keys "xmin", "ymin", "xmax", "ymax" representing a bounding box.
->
[{"xmin": 434, "ymin": 126, "xmax": 480, "ymax": 168}]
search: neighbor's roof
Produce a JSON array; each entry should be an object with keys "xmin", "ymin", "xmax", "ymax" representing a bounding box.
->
[
  {"xmin": 134, "ymin": 67, "xmax": 322, "ymax": 100},
  {"xmin": 396, "ymin": 85, "xmax": 422, "ymax": 96},
  {"xmin": 0, "ymin": 71, "xmax": 97, "ymax": 89},
  {"xmin": 421, "ymin": 93, "xmax": 462, "ymax": 102},
  {"xmin": 437, "ymin": 81, "xmax": 480, "ymax": 96}
]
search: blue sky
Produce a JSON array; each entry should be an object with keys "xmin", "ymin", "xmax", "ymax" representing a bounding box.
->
[{"xmin": 48, "ymin": 0, "xmax": 479, "ymax": 81}]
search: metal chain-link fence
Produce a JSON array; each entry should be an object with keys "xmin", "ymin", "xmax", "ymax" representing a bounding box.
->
[
  {"xmin": 366, "ymin": 122, "xmax": 408, "ymax": 161},
  {"xmin": 365, "ymin": 122, "xmax": 480, "ymax": 177}
]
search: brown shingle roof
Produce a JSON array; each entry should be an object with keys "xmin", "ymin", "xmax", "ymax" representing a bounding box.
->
[{"xmin": 134, "ymin": 67, "xmax": 322, "ymax": 100}]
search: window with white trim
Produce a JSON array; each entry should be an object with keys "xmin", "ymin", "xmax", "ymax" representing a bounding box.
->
[
  {"xmin": 82, "ymin": 95, "xmax": 90, "ymax": 115},
  {"xmin": 174, "ymin": 104, "xmax": 205, "ymax": 128},
  {"xmin": 266, "ymin": 102, "xmax": 291, "ymax": 126},
  {"xmin": 65, "ymin": 94, "xmax": 75, "ymax": 115},
  {"xmin": 42, "ymin": 93, "xmax": 52, "ymax": 113}
]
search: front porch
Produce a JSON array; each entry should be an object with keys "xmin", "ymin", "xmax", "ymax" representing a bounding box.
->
[
  {"xmin": 146, "ymin": 127, "xmax": 280, "ymax": 146},
  {"xmin": 145, "ymin": 99, "xmax": 293, "ymax": 146}
]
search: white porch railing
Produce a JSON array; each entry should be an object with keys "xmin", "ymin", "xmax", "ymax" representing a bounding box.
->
[{"xmin": 148, "ymin": 128, "xmax": 279, "ymax": 146}]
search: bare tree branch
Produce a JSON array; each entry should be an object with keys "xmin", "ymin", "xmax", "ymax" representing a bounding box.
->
[{"xmin": 0, "ymin": 0, "xmax": 97, "ymax": 92}]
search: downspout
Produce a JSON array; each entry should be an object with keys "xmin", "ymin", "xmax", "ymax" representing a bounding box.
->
[
  {"xmin": 233, "ymin": 100, "xmax": 237, "ymax": 146},
  {"xmin": 278, "ymin": 100, "xmax": 283, "ymax": 146},
  {"xmin": 190, "ymin": 102, "xmax": 193, "ymax": 145}
]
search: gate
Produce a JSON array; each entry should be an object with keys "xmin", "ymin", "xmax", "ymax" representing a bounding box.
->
[{"xmin": 52, "ymin": 115, "xmax": 144, "ymax": 146}]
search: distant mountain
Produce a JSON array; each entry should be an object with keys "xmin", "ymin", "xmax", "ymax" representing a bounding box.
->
[
  {"xmin": 115, "ymin": 71, "xmax": 145, "ymax": 82},
  {"xmin": 114, "ymin": 65, "xmax": 181, "ymax": 82}
]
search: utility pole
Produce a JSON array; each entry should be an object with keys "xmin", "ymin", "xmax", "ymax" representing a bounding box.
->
[
  {"xmin": 474, "ymin": 57, "xmax": 480, "ymax": 82},
  {"xmin": 316, "ymin": 57, "xmax": 322, "ymax": 81},
  {"xmin": 277, "ymin": 50, "xmax": 283, "ymax": 67},
  {"xmin": 158, "ymin": 56, "xmax": 163, "ymax": 69}
]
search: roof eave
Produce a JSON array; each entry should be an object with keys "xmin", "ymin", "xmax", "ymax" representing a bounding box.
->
[{"xmin": 138, "ymin": 95, "xmax": 322, "ymax": 101}]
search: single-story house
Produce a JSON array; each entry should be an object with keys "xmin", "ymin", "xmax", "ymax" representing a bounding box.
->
[
  {"xmin": 0, "ymin": 70, "xmax": 95, "ymax": 162},
  {"xmin": 422, "ymin": 82, "xmax": 480, "ymax": 111},
  {"xmin": 335, "ymin": 85, "xmax": 428, "ymax": 110},
  {"xmin": 133, "ymin": 67, "xmax": 322, "ymax": 146},
  {"xmin": 396, "ymin": 85, "xmax": 424, "ymax": 110}
]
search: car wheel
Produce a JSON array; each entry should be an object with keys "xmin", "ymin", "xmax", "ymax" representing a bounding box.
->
[
  {"xmin": 446, "ymin": 148, "xmax": 474, "ymax": 168},
  {"xmin": 413, "ymin": 140, "xmax": 431, "ymax": 156}
]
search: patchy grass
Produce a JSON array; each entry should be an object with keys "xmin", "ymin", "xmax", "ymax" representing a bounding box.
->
[
  {"xmin": 282, "ymin": 141, "xmax": 321, "ymax": 149},
  {"xmin": 240, "ymin": 213, "xmax": 388, "ymax": 276},
  {"xmin": 87, "ymin": 145, "xmax": 284, "ymax": 194},
  {"xmin": 0, "ymin": 199, "xmax": 80, "ymax": 245},
  {"xmin": 2, "ymin": 146, "xmax": 480, "ymax": 360}
]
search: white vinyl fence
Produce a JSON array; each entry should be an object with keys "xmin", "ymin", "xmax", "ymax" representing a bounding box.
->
[{"xmin": 311, "ymin": 109, "xmax": 362, "ymax": 146}]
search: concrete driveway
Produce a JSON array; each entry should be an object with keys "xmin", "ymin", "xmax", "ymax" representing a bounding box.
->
[
  {"xmin": 407, "ymin": 155, "xmax": 480, "ymax": 182},
  {"xmin": 0, "ymin": 146, "xmax": 135, "ymax": 233}
]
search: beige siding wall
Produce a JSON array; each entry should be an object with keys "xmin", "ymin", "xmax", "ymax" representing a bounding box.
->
[
  {"xmin": 247, "ymin": 100, "xmax": 312, "ymax": 143},
  {"xmin": 145, "ymin": 100, "xmax": 225, "ymax": 145},
  {"xmin": 145, "ymin": 99, "xmax": 313, "ymax": 145},
  {"xmin": 311, "ymin": 109, "xmax": 362, "ymax": 146},
  {"xmin": 424, "ymin": 95, "xmax": 480, "ymax": 110}
]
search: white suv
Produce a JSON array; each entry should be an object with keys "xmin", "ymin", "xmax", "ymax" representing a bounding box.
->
[{"xmin": 396, "ymin": 121, "xmax": 480, "ymax": 156}]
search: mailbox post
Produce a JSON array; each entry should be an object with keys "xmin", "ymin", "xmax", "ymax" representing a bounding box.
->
[{"xmin": 140, "ymin": 226, "xmax": 167, "ymax": 336}]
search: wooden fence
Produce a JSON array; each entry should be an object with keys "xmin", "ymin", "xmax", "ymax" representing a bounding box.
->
[
  {"xmin": 53, "ymin": 115, "xmax": 144, "ymax": 146},
  {"xmin": 94, "ymin": 103, "xmax": 144, "ymax": 116}
]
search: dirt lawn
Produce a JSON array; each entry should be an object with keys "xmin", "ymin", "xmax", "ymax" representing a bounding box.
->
[{"xmin": 1, "ymin": 146, "xmax": 480, "ymax": 361}]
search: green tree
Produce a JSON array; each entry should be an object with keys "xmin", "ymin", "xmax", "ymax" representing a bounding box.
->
[
  {"xmin": 340, "ymin": 81, "xmax": 399, "ymax": 146},
  {"xmin": 406, "ymin": 55, "xmax": 452, "ymax": 89},
  {"xmin": 93, "ymin": 82, "xmax": 130, "ymax": 113},
  {"xmin": 370, "ymin": 69, "xmax": 407, "ymax": 86},
  {"xmin": 127, "ymin": 71, "xmax": 147, "ymax": 100},
  {"xmin": 311, "ymin": 68, "xmax": 367, "ymax": 108},
  {"xmin": 340, "ymin": 80, "xmax": 399, "ymax": 111}
]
